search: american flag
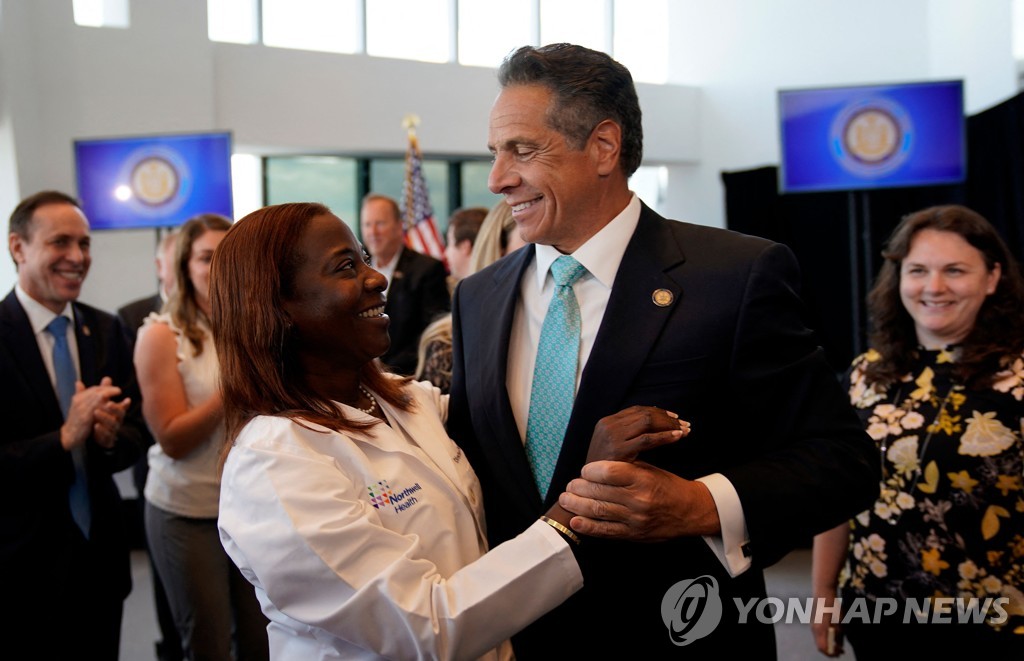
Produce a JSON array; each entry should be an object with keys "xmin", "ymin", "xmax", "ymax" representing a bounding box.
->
[{"xmin": 400, "ymin": 130, "xmax": 447, "ymax": 266}]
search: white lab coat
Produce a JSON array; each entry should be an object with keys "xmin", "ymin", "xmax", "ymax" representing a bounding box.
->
[{"xmin": 218, "ymin": 380, "xmax": 582, "ymax": 660}]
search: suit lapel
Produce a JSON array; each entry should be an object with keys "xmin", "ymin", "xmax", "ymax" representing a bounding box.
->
[
  {"xmin": 475, "ymin": 247, "xmax": 544, "ymax": 511},
  {"xmin": 547, "ymin": 206, "xmax": 687, "ymax": 501},
  {"xmin": 73, "ymin": 303, "xmax": 98, "ymax": 386},
  {"xmin": 1, "ymin": 290, "xmax": 62, "ymax": 418},
  {"xmin": 394, "ymin": 247, "xmax": 421, "ymax": 289}
]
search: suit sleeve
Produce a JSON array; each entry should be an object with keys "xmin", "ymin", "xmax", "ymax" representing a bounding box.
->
[
  {"xmin": 0, "ymin": 411, "xmax": 74, "ymax": 499},
  {"xmin": 0, "ymin": 313, "xmax": 142, "ymax": 495},
  {"xmin": 720, "ymin": 242, "xmax": 878, "ymax": 567},
  {"xmin": 388, "ymin": 258, "xmax": 452, "ymax": 375},
  {"xmin": 421, "ymin": 258, "xmax": 452, "ymax": 320}
]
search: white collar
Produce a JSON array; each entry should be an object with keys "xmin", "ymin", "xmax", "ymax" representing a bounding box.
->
[
  {"xmin": 15, "ymin": 284, "xmax": 74, "ymax": 335},
  {"xmin": 374, "ymin": 244, "xmax": 404, "ymax": 272},
  {"xmin": 532, "ymin": 194, "xmax": 641, "ymax": 291}
]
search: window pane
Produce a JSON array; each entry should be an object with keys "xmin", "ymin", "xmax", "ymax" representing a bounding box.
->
[
  {"xmin": 263, "ymin": 0, "xmax": 361, "ymax": 54},
  {"xmin": 614, "ymin": 0, "xmax": 668, "ymax": 84},
  {"xmin": 209, "ymin": 0, "xmax": 259, "ymax": 44},
  {"xmin": 368, "ymin": 158, "xmax": 450, "ymax": 234},
  {"xmin": 366, "ymin": 0, "xmax": 449, "ymax": 63},
  {"xmin": 231, "ymin": 154, "xmax": 263, "ymax": 220},
  {"xmin": 460, "ymin": 161, "xmax": 502, "ymax": 209},
  {"xmin": 1015, "ymin": 0, "xmax": 1024, "ymax": 60},
  {"xmin": 540, "ymin": 0, "xmax": 608, "ymax": 52},
  {"xmin": 265, "ymin": 156, "xmax": 360, "ymax": 232},
  {"xmin": 73, "ymin": 0, "xmax": 129, "ymax": 28},
  {"xmin": 458, "ymin": 0, "xmax": 535, "ymax": 67}
]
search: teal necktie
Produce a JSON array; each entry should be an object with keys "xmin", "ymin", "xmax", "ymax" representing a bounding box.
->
[
  {"xmin": 525, "ymin": 255, "xmax": 588, "ymax": 498},
  {"xmin": 47, "ymin": 315, "xmax": 91, "ymax": 538}
]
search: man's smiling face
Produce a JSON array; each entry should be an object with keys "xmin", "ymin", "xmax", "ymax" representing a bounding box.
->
[
  {"xmin": 487, "ymin": 83, "xmax": 607, "ymax": 254},
  {"xmin": 10, "ymin": 202, "xmax": 92, "ymax": 313}
]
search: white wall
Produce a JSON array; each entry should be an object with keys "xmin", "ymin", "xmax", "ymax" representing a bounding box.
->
[
  {"xmin": 0, "ymin": 0, "xmax": 697, "ymax": 312},
  {"xmin": 0, "ymin": 0, "xmax": 1018, "ymax": 312},
  {"xmin": 663, "ymin": 0, "xmax": 1016, "ymax": 229}
]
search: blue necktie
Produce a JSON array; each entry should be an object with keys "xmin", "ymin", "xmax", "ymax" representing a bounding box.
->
[
  {"xmin": 525, "ymin": 255, "xmax": 588, "ymax": 498},
  {"xmin": 46, "ymin": 315, "xmax": 91, "ymax": 538}
]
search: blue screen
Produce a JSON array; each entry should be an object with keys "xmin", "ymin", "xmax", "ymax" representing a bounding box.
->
[
  {"xmin": 74, "ymin": 132, "xmax": 233, "ymax": 230},
  {"xmin": 778, "ymin": 81, "xmax": 965, "ymax": 193}
]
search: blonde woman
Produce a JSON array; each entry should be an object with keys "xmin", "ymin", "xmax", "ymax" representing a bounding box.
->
[{"xmin": 135, "ymin": 214, "xmax": 268, "ymax": 660}]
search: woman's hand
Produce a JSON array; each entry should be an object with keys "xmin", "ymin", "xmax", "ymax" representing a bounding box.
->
[
  {"xmin": 811, "ymin": 598, "xmax": 843, "ymax": 657},
  {"xmin": 585, "ymin": 405, "xmax": 690, "ymax": 464},
  {"xmin": 811, "ymin": 525, "xmax": 850, "ymax": 656}
]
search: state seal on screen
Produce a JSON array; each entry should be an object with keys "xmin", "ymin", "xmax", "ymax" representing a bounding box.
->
[
  {"xmin": 116, "ymin": 145, "xmax": 192, "ymax": 219},
  {"xmin": 830, "ymin": 97, "xmax": 912, "ymax": 179},
  {"xmin": 131, "ymin": 156, "xmax": 179, "ymax": 206}
]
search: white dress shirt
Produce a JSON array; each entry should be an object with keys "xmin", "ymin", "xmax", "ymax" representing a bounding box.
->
[
  {"xmin": 16, "ymin": 284, "xmax": 80, "ymax": 394},
  {"xmin": 372, "ymin": 245, "xmax": 402, "ymax": 296},
  {"xmin": 506, "ymin": 194, "xmax": 752, "ymax": 576}
]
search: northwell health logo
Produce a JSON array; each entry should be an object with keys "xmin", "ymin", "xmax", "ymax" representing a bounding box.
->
[
  {"xmin": 366, "ymin": 479, "xmax": 423, "ymax": 513},
  {"xmin": 660, "ymin": 575, "xmax": 1010, "ymax": 646}
]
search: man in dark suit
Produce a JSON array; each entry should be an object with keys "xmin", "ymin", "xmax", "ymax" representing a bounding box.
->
[
  {"xmin": 361, "ymin": 193, "xmax": 450, "ymax": 375},
  {"xmin": 447, "ymin": 44, "xmax": 879, "ymax": 657},
  {"xmin": 1, "ymin": 190, "xmax": 144, "ymax": 659}
]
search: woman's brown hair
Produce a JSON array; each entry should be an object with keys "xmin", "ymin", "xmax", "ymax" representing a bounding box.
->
[
  {"xmin": 210, "ymin": 203, "xmax": 411, "ymax": 455},
  {"xmin": 864, "ymin": 204, "xmax": 1024, "ymax": 388}
]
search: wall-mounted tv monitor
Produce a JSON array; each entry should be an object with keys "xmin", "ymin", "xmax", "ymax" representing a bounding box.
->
[
  {"xmin": 74, "ymin": 131, "xmax": 233, "ymax": 230},
  {"xmin": 778, "ymin": 80, "xmax": 965, "ymax": 194}
]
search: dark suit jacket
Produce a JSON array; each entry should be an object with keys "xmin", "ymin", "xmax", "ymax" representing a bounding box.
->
[
  {"xmin": 380, "ymin": 247, "xmax": 450, "ymax": 375},
  {"xmin": 0, "ymin": 290, "xmax": 144, "ymax": 651},
  {"xmin": 117, "ymin": 292, "xmax": 163, "ymax": 344},
  {"xmin": 448, "ymin": 204, "xmax": 878, "ymax": 657}
]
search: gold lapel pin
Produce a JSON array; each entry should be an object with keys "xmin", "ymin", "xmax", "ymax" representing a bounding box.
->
[
  {"xmin": 652, "ymin": 289, "xmax": 673, "ymax": 307},
  {"xmin": 82, "ymin": 325, "xmax": 91, "ymax": 337}
]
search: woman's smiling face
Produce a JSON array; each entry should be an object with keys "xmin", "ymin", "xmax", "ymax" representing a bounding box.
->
[
  {"xmin": 283, "ymin": 213, "xmax": 390, "ymax": 371},
  {"xmin": 899, "ymin": 228, "xmax": 1001, "ymax": 348}
]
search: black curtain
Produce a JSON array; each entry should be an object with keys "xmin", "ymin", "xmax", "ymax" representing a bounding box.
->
[{"xmin": 723, "ymin": 90, "xmax": 1024, "ymax": 372}]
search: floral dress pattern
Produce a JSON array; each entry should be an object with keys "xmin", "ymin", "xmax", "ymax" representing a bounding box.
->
[
  {"xmin": 841, "ymin": 348, "xmax": 1024, "ymax": 636},
  {"xmin": 419, "ymin": 338, "xmax": 453, "ymax": 394}
]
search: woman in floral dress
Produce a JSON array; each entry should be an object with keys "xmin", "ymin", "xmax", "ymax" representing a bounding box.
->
[{"xmin": 812, "ymin": 205, "xmax": 1024, "ymax": 656}]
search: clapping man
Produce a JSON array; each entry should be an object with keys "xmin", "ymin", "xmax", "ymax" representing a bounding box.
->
[{"xmin": 1, "ymin": 190, "xmax": 144, "ymax": 659}]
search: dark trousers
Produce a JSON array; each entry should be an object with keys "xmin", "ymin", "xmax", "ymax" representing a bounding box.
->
[{"xmin": 145, "ymin": 502, "xmax": 269, "ymax": 661}]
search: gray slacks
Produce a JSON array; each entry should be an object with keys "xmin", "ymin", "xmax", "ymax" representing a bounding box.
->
[{"xmin": 145, "ymin": 501, "xmax": 269, "ymax": 661}]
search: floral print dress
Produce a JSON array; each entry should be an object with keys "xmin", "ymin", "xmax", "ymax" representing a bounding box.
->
[{"xmin": 841, "ymin": 348, "xmax": 1024, "ymax": 636}]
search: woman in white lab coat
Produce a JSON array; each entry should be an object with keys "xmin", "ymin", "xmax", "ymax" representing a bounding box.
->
[{"xmin": 209, "ymin": 202, "xmax": 687, "ymax": 660}]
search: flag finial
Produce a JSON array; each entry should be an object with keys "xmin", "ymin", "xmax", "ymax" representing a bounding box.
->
[{"xmin": 402, "ymin": 114, "xmax": 421, "ymax": 138}]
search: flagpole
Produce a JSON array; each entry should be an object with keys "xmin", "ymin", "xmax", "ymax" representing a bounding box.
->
[
  {"xmin": 399, "ymin": 114, "xmax": 448, "ymax": 267},
  {"xmin": 401, "ymin": 113, "xmax": 421, "ymax": 238}
]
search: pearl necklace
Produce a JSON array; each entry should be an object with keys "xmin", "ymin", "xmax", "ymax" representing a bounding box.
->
[{"xmin": 356, "ymin": 383, "xmax": 379, "ymax": 415}]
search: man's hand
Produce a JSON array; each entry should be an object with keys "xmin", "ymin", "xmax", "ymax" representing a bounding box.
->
[
  {"xmin": 585, "ymin": 405, "xmax": 690, "ymax": 464},
  {"xmin": 560, "ymin": 460, "xmax": 721, "ymax": 541},
  {"xmin": 93, "ymin": 395, "xmax": 130, "ymax": 449},
  {"xmin": 60, "ymin": 377, "xmax": 125, "ymax": 451}
]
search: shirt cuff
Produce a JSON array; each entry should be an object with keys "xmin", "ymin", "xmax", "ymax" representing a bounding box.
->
[{"xmin": 697, "ymin": 472, "xmax": 752, "ymax": 577}]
